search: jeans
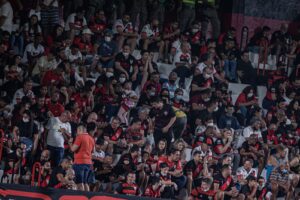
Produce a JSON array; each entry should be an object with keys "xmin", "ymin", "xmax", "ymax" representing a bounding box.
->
[
  {"xmin": 173, "ymin": 117, "xmax": 187, "ymax": 140},
  {"xmin": 47, "ymin": 145, "xmax": 64, "ymax": 167},
  {"xmin": 73, "ymin": 164, "xmax": 92, "ymax": 184},
  {"xmin": 224, "ymin": 60, "xmax": 237, "ymax": 81},
  {"xmin": 10, "ymin": 34, "xmax": 24, "ymax": 56},
  {"xmin": 172, "ymin": 175, "xmax": 187, "ymax": 190}
]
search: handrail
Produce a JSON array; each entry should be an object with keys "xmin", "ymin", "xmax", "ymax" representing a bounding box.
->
[
  {"xmin": 257, "ymin": 40, "xmax": 268, "ymax": 75},
  {"xmin": 0, "ymin": 129, "xmax": 4, "ymax": 162},
  {"xmin": 31, "ymin": 162, "xmax": 42, "ymax": 187},
  {"xmin": 240, "ymin": 26, "xmax": 249, "ymax": 51}
]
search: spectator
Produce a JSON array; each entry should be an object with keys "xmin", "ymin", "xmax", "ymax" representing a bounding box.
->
[
  {"xmin": 0, "ymin": 0, "xmax": 13, "ymax": 33},
  {"xmin": 70, "ymin": 124, "xmax": 95, "ymax": 191},
  {"xmin": 46, "ymin": 110, "xmax": 72, "ymax": 167}
]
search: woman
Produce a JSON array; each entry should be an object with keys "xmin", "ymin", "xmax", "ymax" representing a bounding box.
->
[
  {"xmin": 287, "ymin": 100, "xmax": 300, "ymax": 123},
  {"xmin": 173, "ymin": 138, "xmax": 191, "ymax": 163},
  {"xmin": 46, "ymin": 24, "xmax": 65, "ymax": 48},
  {"xmin": 235, "ymin": 86, "xmax": 258, "ymax": 119},
  {"xmin": 24, "ymin": 14, "xmax": 42, "ymax": 43}
]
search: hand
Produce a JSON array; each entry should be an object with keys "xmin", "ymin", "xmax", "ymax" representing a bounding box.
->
[
  {"xmin": 131, "ymin": 74, "xmax": 137, "ymax": 81},
  {"xmin": 237, "ymin": 71, "xmax": 244, "ymax": 77},
  {"xmin": 162, "ymin": 126, "xmax": 169, "ymax": 133}
]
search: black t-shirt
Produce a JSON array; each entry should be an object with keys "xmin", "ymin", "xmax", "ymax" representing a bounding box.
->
[
  {"xmin": 190, "ymin": 74, "xmax": 213, "ymax": 97},
  {"xmin": 115, "ymin": 53, "xmax": 137, "ymax": 75},
  {"xmin": 213, "ymin": 173, "xmax": 234, "ymax": 192},
  {"xmin": 137, "ymin": 92, "xmax": 152, "ymax": 107},
  {"xmin": 150, "ymin": 104, "xmax": 176, "ymax": 130},
  {"xmin": 114, "ymin": 153, "xmax": 137, "ymax": 176},
  {"xmin": 184, "ymin": 159, "xmax": 203, "ymax": 179},
  {"xmin": 48, "ymin": 166, "xmax": 66, "ymax": 187},
  {"xmin": 16, "ymin": 121, "xmax": 38, "ymax": 139},
  {"xmin": 236, "ymin": 59, "xmax": 256, "ymax": 79}
]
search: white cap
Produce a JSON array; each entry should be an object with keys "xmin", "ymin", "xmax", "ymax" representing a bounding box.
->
[{"xmin": 82, "ymin": 28, "xmax": 93, "ymax": 35}]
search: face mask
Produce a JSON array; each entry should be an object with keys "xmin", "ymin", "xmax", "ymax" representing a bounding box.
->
[
  {"xmin": 192, "ymin": 29, "xmax": 199, "ymax": 33},
  {"xmin": 207, "ymin": 122, "xmax": 214, "ymax": 127},
  {"xmin": 119, "ymin": 77, "xmax": 126, "ymax": 83},
  {"xmin": 149, "ymin": 91, "xmax": 155, "ymax": 97},
  {"xmin": 214, "ymin": 107, "xmax": 219, "ymax": 112},
  {"xmin": 104, "ymin": 36, "xmax": 111, "ymax": 42},
  {"xmin": 123, "ymin": 52, "xmax": 129, "ymax": 57},
  {"xmin": 247, "ymin": 93, "xmax": 254, "ymax": 98},
  {"xmin": 175, "ymin": 95, "xmax": 183, "ymax": 101},
  {"xmin": 204, "ymin": 74, "xmax": 211, "ymax": 79},
  {"xmin": 282, "ymin": 169, "xmax": 288, "ymax": 174},
  {"xmin": 169, "ymin": 79, "xmax": 175, "ymax": 84},
  {"xmin": 106, "ymin": 72, "xmax": 114, "ymax": 78},
  {"xmin": 23, "ymin": 117, "xmax": 30, "ymax": 123},
  {"xmin": 203, "ymin": 98, "xmax": 210, "ymax": 102}
]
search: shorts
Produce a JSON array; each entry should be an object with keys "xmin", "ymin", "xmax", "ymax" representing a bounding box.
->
[{"xmin": 73, "ymin": 164, "xmax": 92, "ymax": 184}]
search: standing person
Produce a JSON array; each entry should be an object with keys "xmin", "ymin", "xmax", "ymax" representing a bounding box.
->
[
  {"xmin": 70, "ymin": 124, "xmax": 95, "ymax": 191},
  {"xmin": 46, "ymin": 111, "xmax": 72, "ymax": 167},
  {"xmin": 0, "ymin": 0, "xmax": 13, "ymax": 33},
  {"xmin": 150, "ymin": 97, "xmax": 176, "ymax": 148},
  {"xmin": 40, "ymin": 0, "xmax": 60, "ymax": 36},
  {"xmin": 178, "ymin": 0, "xmax": 196, "ymax": 32}
]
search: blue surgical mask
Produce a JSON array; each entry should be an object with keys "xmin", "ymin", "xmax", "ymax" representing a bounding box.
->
[
  {"xmin": 282, "ymin": 169, "xmax": 288, "ymax": 174},
  {"xmin": 175, "ymin": 95, "xmax": 183, "ymax": 101}
]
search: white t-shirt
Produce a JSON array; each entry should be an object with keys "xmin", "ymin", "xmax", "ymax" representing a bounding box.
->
[
  {"xmin": 236, "ymin": 167, "xmax": 258, "ymax": 180},
  {"xmin": 243, "ymin": 126, "xmax": 262, "ymax": 139},
  {"xmin": 12, "ymin": 88, "xmax": 35, "ymax": 106},
  {"xmin": 173, "ymin": 51, "xmax": 191, "ymax": 66},
  {"xmin": 46, "ymin": 117, "xmax": 71, "ymax": 148},
  {"xmin": 42, "ymin": 0, "xmax": 59, "ymax": 7},
  {"xmin": 22, "ymin": 43, "xmax": 45, "ymax": 63},
  {"xmin": 65, "ymin": 13, "xmax": 87, "ymax": 35},
  {"xmin": 0, "ymin": 1, "xmax": 13, "ymax": 33}
]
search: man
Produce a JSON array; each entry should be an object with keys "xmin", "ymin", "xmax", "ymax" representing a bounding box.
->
[
  {"xmin": 140, "ymin": 19, "xmax": 164, "ymax": 60},
  {"xmin": 0, "ymin": 0, "xmax": 13, "ymax": 33},
  {"xmin": 157, "ymin": 149, "xmax": 187, "ymax": 192},
  {"xmin": 236, "ymin": 159, "xmax": 258, "ymax": 185},
  {"xmin": 70, "ymin": 124, "xmax": 95, "ymax": 191},
  {"xmin": 184, "ymin": 150, "xmax": 209, "ymax": 194},
  {"xmin": 115, "ymin": 44, "xmax": 138, "ymax": 81},
  {"xmin": 191, "ymin": 66, "xmax": 214, "ymax": 98},
  {"xmin": 162, "ymin": 72, "xmax": 178, "ymax": 99},
  {"xmin": 243, "ymin": 117, "xmax": 263, "ymax": 139},
  {"xmin": 115, "ymin": 172, "xmax": 139, "ymax": 196},
  {"xmin": 190, "ymin": 177, "xmax": 222, "ymax": 200},
  {"xmin": 113, "ymin": 13, "xmax": 138, "ymax": 51},
  {"xmin": 213, "ymin": 164, "xmax": 245, "ymax": 200},
  {"xmin": 47, "ymin": 90, "xmax": 65, "ymax": 117},
  {"xmin": 65, "ymin": 7, "xmax": 87, "ymax": 40},
  {"xmin": 178, "ymin": 0, "xmax": 196, "ymax": 32},
  {"xmin": 150, "ymin": 97, "xmax": 176, "ymax": 147},
  {"xmin": 239, "ymin": 134, "xmax": 265, "ymax": 174},
  {"xmin": 12, "ymin": 78, "xmax": 35, "ymax": 106},
  {"xmin": 48, "ymin": 157, "xmax": 72, "ymax": 188},
  {"xmin": 218, "ymin": 104, "xmax": 240, "ymax": 130},
  {"xmin": 46, "ymin": 111, "xmax": 72, "ymax": 167},
  {"xmin": 173, "ymin": 41, "xmax": 192, "ymax": 88},
  {"xmin": 98, "ymin": 29, "xmax": 117, "ymax": 69},
  {"xmin": 269, "ymin": 162, "xmax": 291, "ymax": 200},
  {"xmin": 237, "ymin": 51, "xmax": 257, "ymax": 86}
]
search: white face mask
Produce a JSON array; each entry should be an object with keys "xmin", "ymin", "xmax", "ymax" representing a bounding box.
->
[
  {"xmin": 23, "ymin": 117, "xmax": 30, "ymax": 123},
  {"xmin": 175, "ymin": 95, "xmax": 183, "ymax": 101},
  {"xmin": 247, "ymin": 93, "xmax": 254, "ymax": 98},
  {"xmin": 204, "ymin": 73, "xmax": 211, "ymax": 79},
  {"xmin": 207, "ymin": 122, "xmax": 214, "ymax": 127},
  {"xmin": 192, "ymin": 29, "xmax": 199, "ymax": 33},
  {"xmin": 123, "ymin": 52, "xmax": 129, "ymax": 57},
  {"xmin": 203, "ymin": 98, "xmax": 210, "ymax": 102},
  {"xmin": 106, "ymin": 72, "xmax": 114, "ymax": 78},
  {"xmin": 214, "ymin": 106, "xmax": 219, "ymax": 112},
  {"xmin": 104, "ymin": 36, "xmax": 111, "ymax": 42},
  {"xmin": 119, "ymin": 77, "xmax": 126, "ymax": 83}
]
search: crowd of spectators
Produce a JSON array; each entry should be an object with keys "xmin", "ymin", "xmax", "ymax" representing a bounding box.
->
[{"xmin": 0, "ymin": 0, "xmax": 300, "ymax": 200}]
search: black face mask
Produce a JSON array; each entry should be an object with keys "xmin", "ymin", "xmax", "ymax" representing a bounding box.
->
[{"xmin": 169, "ymin": 80, "xmax": 175, "ymax": 84}]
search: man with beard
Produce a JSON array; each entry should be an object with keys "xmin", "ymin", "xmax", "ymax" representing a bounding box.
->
[{"xmin": 47, "ymin": 90, "xmax": 65, "ymax": 117}]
